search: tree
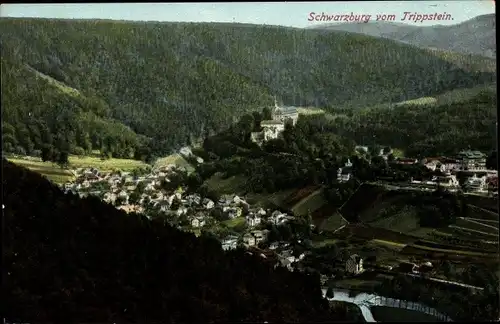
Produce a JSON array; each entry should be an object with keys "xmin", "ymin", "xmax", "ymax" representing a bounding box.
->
[
  {"xmin": 486, "ymin": 151, "xmax": 497, "ymax": 170},
  {"xmin": 129, "ymin": 191, "xmax": 141, "ymax": 205},
  {"xmin": 326, "ymin": 287, "xmax": 334, "ymax": 299},
  {"xmin": 210, "ymin": 207, "xmax": 228, "ymax": 222},
  {"xmin": 72, "ymin": 146, "xmax": 85, "ymax": 157},
  {"xmin": 262, "ymin": 107, "xmax": 273, "ymax": 120},
  {"xmin": 41, "ymin": 144, "xmax": 54, "ymax": 162},
  {"xmin": 371, "ymin": 156, "xmax": 387, "ymax": 169},
  {"xmin": 170, "ymin": 197, "xmax": 181, "ymax": 210},
  {"xmin": 56, "ymin": 151, "xmax": 69, "ymax": 168}
]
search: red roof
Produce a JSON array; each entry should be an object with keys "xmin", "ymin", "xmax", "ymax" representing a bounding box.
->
[
  {"xmin": 397, "ymin": 158, "xmax": 417, "ymax": 163},
  {"xmin": 487, "ymin": 177, "xmax": 498, "ymax": 186}
]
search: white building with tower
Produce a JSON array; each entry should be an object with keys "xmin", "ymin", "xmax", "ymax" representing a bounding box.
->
[{"xmin": 251, "ymin": 97, "xmax": 299, "ymax": 145}]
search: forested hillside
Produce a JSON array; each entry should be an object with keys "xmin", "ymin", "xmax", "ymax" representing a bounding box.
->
[
  {"xmin": 1, "ymin": 18, "xmax": 496, "ymax": 157},
  {"xmin": 2, "ymin": 159, "xmax": 361, "ymax": 322},
  {"xmin": 333, "ymin": 88, "xmax": 497, "ymax": 157}
]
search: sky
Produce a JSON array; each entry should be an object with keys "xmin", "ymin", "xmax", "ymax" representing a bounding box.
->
[{"xmin": 0, "ymin": 1, "xmax": 495, "ymax": 28}]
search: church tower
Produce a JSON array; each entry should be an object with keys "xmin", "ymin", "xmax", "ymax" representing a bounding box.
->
[{"xmin": 273, "ymin": 95, "xmax": 282, "ymax": 120}]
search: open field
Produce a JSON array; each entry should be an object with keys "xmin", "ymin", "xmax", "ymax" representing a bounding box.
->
[
  {"xmin": 391, "ymin": 148, "xmax": 405, "ymax": 158},
  {"xmin": 369, "ymin": 239, "xmax": 407, "ymax": 251},
  {"xmin": 337, "ymin": 224, "xmax": 420, "ymax": 245},
  {"xmin": 8, "ymin": 155, "xmax": 149, "ymax": 184},
  {"xmin": 456, "ymin": 218, "xmax": 498, "ymax": 235},
  {"xmin": 204, "ymin": 173, "xmax": 248, "ymax": 195},
  {"xmin": 312, "ymin": 204, "xmax": 343, "ymax": 228},
  {"xmin": 466, "ymin": 204, "xmax": 499, "ymax": 221},
  {"xmin": 283, "ymin": 185, "xmax": 322, "ymax": 207},
  {"xmin": 465, "ymin": 195, "xmax": 499, "ymax": 214},
  {"xmin": 245, "ymin": 189, "xmax": 296, "ymax": 209},
  {"xmin": 412, "ymin": 240, "xmax": 496, "ymax": 254},
  {"xmin": 370, "ymin": 306, "xmax": 442, "ymax": 322},
  {"xmin": 67, "ymin": 155, "xmax": 148, "ymax": 170},
  {"xmin": 400, "ymin": 245, "xmax": 498, "ymax": 264},
  {"xmin": 393, "ymin": 97, "xmax": 437, "ymax": 107},
  {"xmin": 297, "ymin": 107, "xmax": 326, "ymax": 115},
  {"xmin": 437, "ymin": 226, "xmax": 498, "ymax": 242},
  {"xmin": 291, "ymin": 188, "xmax": 326, "ymax": 216},
  {"xmin": 154, "ymin": 153, "xmax": 195, "ymax": 172},
  {"xmin": 7, "ymin": 158, "xmax": 75, "ymax": 183},
  {"xmin": 339, "ymin": 182, "xmax": 498, "ymax": 247},
  {"xmin": 222, "ymin": 216, "xmax": 246, "ymax": 228}
]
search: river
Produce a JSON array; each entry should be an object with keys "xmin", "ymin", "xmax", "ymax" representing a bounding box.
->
[{"xmin": 322, "ymin": 288, "xmax": 453, "ymax": 322}]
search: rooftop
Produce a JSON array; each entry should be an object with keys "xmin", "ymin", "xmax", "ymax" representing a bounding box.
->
[
  {"xmin": 275, "ymin": 106, "xmax": 298, "ymax": 114},
  {"xmin": 261, "ymin": 120, "xmax": 284, "ymax": 125},
  {"xmin": 457, "ymin": 150, "xmax": 486, "ymax": 158}
]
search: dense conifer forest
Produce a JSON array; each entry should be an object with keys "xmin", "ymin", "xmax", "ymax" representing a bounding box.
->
[{"xmin": 1, "ymin": 18, "xmax": 496, "ymax": 158}]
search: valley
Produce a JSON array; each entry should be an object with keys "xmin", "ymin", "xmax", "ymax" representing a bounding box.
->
[{"xmin": 2, "ymin": 8, "xmax": 498, "ymax": 323}]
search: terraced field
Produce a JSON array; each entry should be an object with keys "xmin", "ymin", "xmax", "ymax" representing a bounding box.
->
[
  {"xmin": 400, "ymin": 245, "xmax": 498, "ymax": 263},
  {"xmin": 291, "ymin": 188, "xmax": 326, "ymax": 216},
  {"xmin": 456, "ymin": 218, "xmax": 498, "ymax": 235},
  {"xmin": 283, "ymin": 185, "xmax": 321, "ymax": 207}
]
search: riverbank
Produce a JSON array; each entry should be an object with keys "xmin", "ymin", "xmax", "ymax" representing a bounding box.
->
[{"xmin": 321, "ymin": 288, "xmax": 452, "ymax": 322}]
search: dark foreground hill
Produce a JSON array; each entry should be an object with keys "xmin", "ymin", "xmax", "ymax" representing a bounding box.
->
[
  {"xmin": 1, "ymin": 18, "xmax": 496, "ymax": 157},
  {"xmin": 2, "ymin": 159, "xmax": 356, "ymax": 322},
  {"xmin": 309, "ymin": 14, "xmax": 496, "ymax": 58}
]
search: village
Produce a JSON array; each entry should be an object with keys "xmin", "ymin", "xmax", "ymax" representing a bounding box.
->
[
  {"xmin": 61, "ymin": 162, "xmax": 310, "ymax": 270},
  {"xmin": 61, "ymin": 142, "xmax": 498, "ymax": 274},
  {"xmin": 252, "ymin": 98, "xmax": 497, "ymax": 194},
  {"xmin": 57, "ymin": 99, "xmax": 497, "ymax": 304}
]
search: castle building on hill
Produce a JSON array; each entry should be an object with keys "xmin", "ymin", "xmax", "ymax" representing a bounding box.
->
[
  {"xmin": 272, "ymin": 97, "xmax": 299, "ymax": 126},
  {"xmin": 250, "ymin": 97, "xmax": 299, "ymax": 145}
]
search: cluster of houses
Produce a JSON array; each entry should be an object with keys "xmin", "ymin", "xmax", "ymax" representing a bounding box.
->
[
  {"xmin": 344, "ymin": 148, "xmax": 498, "ymax": 193},
  {"xmin": 62, "ymin": 165, "xmax": 304, "ymax": 263},
  {"xmin": 251, "ymin": 97, "xmax": 299, "ymax": 145},
  {"xmin": 419, "ymin": 151, "xmax": 497, "ymax": 192},
  {"xmin": 241, "ymin": 241, "xmax": 309, "ymax": 271},
  {"xmin": 345, "ymin": 254, "xmax": 434, "ymax": 276}
]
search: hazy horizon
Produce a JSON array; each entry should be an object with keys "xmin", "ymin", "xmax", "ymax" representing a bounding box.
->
[{"xmin": 1, "ymin": 1, "xmax": 496, "ymax": 28}]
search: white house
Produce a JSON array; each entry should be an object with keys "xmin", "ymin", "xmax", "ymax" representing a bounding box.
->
[
  {"xmin": 246, "ymin": 214, "xmax": 262, "ymax": 227},
  {"xmin": 191, "ymin": 217, "xmax": 206, "ymax": 228},
  {"xmin": 269, "ymin": 212, "xmax": 288, "ymax": 225},
  {"xmin": 221, "ymin": 236, "xmax": 238, "ymax": 251},
  {"xmin": 269, "ymin": 241, "xmax": 289, "ymax": 250},
  {"xmin": 432, "ymin": 175, "xmax": 459, "ymax": 187},
  {"xmin": 466, "ymin": 174, "xmax": 487, "ymax": 191},
  {"xmin": 251, "ymin": 229, "xmax": 269, "ymax": 244},
  {"xmin": 203, "ymin": 198, "xmax": 215, "ymax": 209},
  {"xmin": 242, "ymin": 233, "xmax": 257, "ymax": 247},
  {"xmin": 261, "ymin": 121, "xmax": 285, "ymax": 141},
  {"xmin": 345, "ymin": 254, "xmax": 364, "ymax": 275},
  {"xmin": 176, "ymin": 207, "xmax": 188, "ymax": 216},
  {"xmin": 424, "ymin": 159, "xmax": 447, "ymax": 173},
  {"xmin": 257, "ymin": 208, "xmax": 267, "ymax": 216},
  {"xmin": 337, "ymin": 159, "xmax": 353, "ymax": 183}
]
